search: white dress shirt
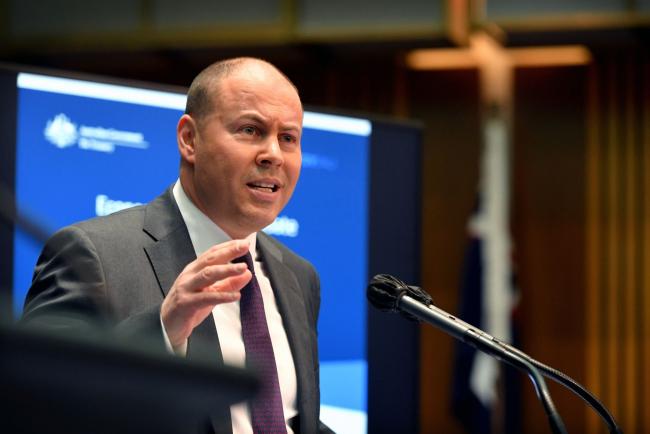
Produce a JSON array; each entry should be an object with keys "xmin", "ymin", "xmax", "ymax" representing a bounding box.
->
[{"xmin": 169, "ymin": 180, "xmax": 298, "ymax": 434}]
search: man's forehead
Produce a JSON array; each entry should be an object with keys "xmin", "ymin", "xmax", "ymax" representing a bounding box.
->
[
  {"xmin": 221, "ymin": 66, "xmax": 296, "ymax": 95},
  {"xmin": 214, "ymin": 72, "xmax": 301, "ymax": 111}
]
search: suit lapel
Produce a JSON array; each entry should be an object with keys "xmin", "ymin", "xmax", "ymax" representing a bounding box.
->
[
  {"xmin": 142, "ymin": 189, "xmax": 223, "ymax": 356},
  {"xmin": 257, "ymin": 234, "xmax": 316, "ymax": 429},
  {"xmin": 142, "ymin": 187, "xmax": 231, "ymax": 433}
]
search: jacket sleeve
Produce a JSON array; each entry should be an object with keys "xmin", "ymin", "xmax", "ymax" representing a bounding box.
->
[
  {"xmin": 22, "ymin": 225, "xmax": 111, "ymax": 330},
  {"xmin": 21, "ymin": 225, "xmax": 166, "ymax": 351}
]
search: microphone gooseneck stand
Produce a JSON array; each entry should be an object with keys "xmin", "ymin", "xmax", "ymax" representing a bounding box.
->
[
  {"xmin": 429, "ymin": 300, "xmax": 623, "ymax": 434},
  {"xmin": 399, "ymin": 296, "xmax": 567, "ymax": 434},
  {"xmin": 367, "ymin": 274, "xmax": 623, "ymax": 434}
]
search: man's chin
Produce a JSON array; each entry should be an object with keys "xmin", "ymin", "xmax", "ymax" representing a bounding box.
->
[{"xmin": 240, "ymin": 210, "xmax": 281, "ymax": 234}]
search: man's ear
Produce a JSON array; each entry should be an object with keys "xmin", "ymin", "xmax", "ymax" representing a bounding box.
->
[{"xmin": 177, "ymin": 114, "xmax": 198, "ymax": 164}]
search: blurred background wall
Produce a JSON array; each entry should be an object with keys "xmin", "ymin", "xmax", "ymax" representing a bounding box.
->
[{"xmin": 1, "ymin": 1, "xmax": 649, "ymax": 433}]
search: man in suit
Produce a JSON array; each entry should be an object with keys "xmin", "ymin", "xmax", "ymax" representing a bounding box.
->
[{"xmin": 22, "ymin": 57, "xmax": 332, "ymax": 434}]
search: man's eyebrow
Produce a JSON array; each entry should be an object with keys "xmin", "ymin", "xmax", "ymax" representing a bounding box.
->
[
  {"xmin": 237, "ymin": 112, "xmax": 302, "ymax": 133},
  {"xmin": 237, "ymin": 113, "xmax": 266, "ymax": 124},
  {"xmin": 280, "ymin": 124, "xmax": 302, "ymax": 134}
]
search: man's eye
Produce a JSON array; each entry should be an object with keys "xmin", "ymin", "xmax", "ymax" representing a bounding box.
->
[
  {"xmin": 280, "ymin": 134, "xmax": 296, "ymax": 143},
  {"xmin": 241, "ymin": 126, "xmax": 257, "ymax": 135}
]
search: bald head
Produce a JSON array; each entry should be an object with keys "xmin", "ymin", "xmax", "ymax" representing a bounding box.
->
[{"xmin": 184, "ymin": 57, "xmax": 300, "ymax": 122}]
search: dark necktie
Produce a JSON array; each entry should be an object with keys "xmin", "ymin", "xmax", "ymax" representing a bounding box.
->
[{"xmin": 235, "ymin": 252, "xmax": 287, "ymax": 434}]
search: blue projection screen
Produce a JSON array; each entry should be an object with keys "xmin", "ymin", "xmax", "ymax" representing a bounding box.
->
[{"xmin": 10, "ymin": 72, "xmax": 370, "ymax": 433}]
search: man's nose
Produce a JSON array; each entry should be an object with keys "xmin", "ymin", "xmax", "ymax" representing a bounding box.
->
[{"xmin": 257, "ymin": 136, "xmax": 284, "ymax": 167}]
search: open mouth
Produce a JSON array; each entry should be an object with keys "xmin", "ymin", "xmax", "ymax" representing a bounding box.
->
[{"xmin": 247, "ymin": 181, "xmax": 279, "ymax": 193}]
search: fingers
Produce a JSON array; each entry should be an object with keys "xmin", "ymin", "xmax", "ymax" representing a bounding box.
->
[
  {"xmin": 179, "ymin": 285, "xmax": 244, "ymax": 311},
  {"xmin": 187, "ymin": 262, "xmax": 249, "ymax": 291},
  {"xmin": 180, "ymin": 239, "xmax": 252, "ymax": 294},
  {"xmin": 188, "ymin": 239, "xmax": 250, "ymax": 274},
  {"xmin": 207, "ymin": 269, "xmax": 253, "ymax": 292}
]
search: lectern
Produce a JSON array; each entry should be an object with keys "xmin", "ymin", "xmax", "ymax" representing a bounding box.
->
[{"xmin": 0, "ymin": 323, "xmax": 259, "ymax": 434}]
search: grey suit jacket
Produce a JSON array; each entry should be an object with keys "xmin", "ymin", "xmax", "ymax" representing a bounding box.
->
[{"xmin": 22, "ymin": 187, "xmax": 328, "ymax": 434}]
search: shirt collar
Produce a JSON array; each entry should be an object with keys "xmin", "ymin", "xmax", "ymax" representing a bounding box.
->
[{"xmin": 172, "ymin": 180, "xmax": 257, "ymax": 258}]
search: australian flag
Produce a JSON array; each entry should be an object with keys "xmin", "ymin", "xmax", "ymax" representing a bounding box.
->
[{"xmin": 451, "ymin": 114, "xmax": 521, "ymax": 434}]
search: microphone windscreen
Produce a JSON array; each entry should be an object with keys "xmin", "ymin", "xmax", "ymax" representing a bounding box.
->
[
  {"xmin": 367, "ymin": 274, "xmax": 434, "ymax": 322},
  {"xmin": 366, "ymin": 274, "xmax": 409, "ymax": 312}
]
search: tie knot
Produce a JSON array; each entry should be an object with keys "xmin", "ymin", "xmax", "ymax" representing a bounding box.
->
[{"xmin": 233, "ymin": 251, "xmax": 255, "ymax": 274}]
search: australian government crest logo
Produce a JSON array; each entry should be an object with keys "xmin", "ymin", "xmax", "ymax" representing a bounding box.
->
[
  {"xmin": 44, "ymin": 113, "xmax": 78, "ymax": 148},
  {"xmin": 43, "ymin": 113, "xmax": 149, "ymax": 153}
]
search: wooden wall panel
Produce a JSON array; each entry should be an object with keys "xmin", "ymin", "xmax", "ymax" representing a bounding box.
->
[
  {"xmin": 585, "ymin": 48, "xmax": 650, "ymax": 434},
  {"xmin": 406, "ymin": 68, "xmax": 481, "ymax": 434},
  {"xmin": 512, "ymin": 66, "xmax": 589, "ymax": 433},
  {"xmin": 638, "ymin": 59, "xmax": 650, "ymax": 431}
]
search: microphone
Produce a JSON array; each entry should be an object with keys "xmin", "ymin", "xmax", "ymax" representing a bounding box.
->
[
  {"xmin": 366, "ymin": 274, "xmax": 432, "ymax": 322},
  {"xmin": 367, "ymin": 274, "xmax": 622, "ymax": 434}
]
